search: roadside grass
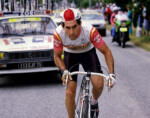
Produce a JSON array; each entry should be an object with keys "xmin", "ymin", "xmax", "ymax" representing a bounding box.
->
[
  {"xmin": 130, "ymin": 29, "xmax": 150, "ymax": 52},
  {"xmin": 106, "ymin": 24, "xmax": 150, "ymax": 52}
]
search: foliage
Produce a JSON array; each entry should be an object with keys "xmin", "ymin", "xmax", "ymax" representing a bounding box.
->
[
  {"xmin": 130, "ymin": 32, "xmax": 150, "ymax": 52},
  {"xmin": 73, "ymin": 0, "xmax": 150, "ymax": 9},
  {"xmin": 73, "ymin": 0, "xmax": 99, "ymax": 8},
  {"xmin": 81, "ymin": 0, "xmax": 89, "ymax": 8}
]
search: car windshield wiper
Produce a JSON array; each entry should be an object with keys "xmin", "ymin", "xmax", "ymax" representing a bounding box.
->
[
  {"xmin": 9, "ymin": 33, "xmax": 24, "ymax": 36},
  {"xmin": 0, "ymin": 33, "xmax": 8, "ymax": 37},
  {"xmin": 23, "ymin": 31, "xmax": 53, "ymax": 35},
  {"xmin": 35, "ymin": 32, "xmax": 54, "ymax": 35},
  {"xmin": 22, "ymin": 31, "xmax": 44, "ymax": 35},
  {"xmin": 34, "ymin": 31, "xmax": 45, "ymax": 34},
  {"xmin": 45, "ymin": 33, "xmax": 53, "ymax": 35},
  {"xmin": 0, "ymin": 33, "xmax": 24, "ymax": 37}
]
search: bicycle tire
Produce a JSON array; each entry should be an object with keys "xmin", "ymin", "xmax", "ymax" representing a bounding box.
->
[{"xmin": 82, "ymin": 96, "xmax": 90, "ymax": 118}]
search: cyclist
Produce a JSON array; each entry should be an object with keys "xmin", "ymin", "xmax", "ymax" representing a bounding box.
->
[
  {"xmin": 53, "ymin": 8, "xmax": 116, "ymax": 118},
  {"xmin": 110, "ymin": 6, "xmax": 120, "ymax": 42}
]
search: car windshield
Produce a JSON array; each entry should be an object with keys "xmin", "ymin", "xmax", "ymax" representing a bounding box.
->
[
  {"xmin": 0, "ymin": 17, "xmax": 56, "ymax": 37},
  {"xmin": 82, "ymin": 14, "xmax": 104, "ymax": 20}
]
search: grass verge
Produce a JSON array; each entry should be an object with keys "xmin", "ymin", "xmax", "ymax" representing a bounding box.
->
[{"xmin": 130, "ymin": 29, "xmax": 150, "ymax": 52}]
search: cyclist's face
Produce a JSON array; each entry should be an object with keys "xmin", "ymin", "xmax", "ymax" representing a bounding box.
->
[{"xmin": 63, "ymin": 20, "xmax": 81, "ymax": 40}]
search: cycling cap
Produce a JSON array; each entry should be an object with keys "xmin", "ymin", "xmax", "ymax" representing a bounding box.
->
[
  {"xmin": 61, "ymin": 8, "xmax": 81, "ymax": 22},
  {"xmin": 112, "ymin": 6, "xmax": 120, "ymax": 12}
]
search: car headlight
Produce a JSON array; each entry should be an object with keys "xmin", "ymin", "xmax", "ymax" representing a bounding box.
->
[
  {"xmin": 0, "ymin": 53, "xmax": 4, "ymax": 59},
  {"xmin": 0, "ymin": 52, "xmax": 8, "ymax": 60}
]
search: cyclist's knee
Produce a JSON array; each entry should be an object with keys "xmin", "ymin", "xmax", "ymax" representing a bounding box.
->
[
  {"xmin": 94, "ymin": 83, "xmax": 103, "ymax": 91},
  {"xmin": 92, "ymin": 77, "xmax": 104, "ymax": 90},
  {"xmin": 65, "ymin": 89, "xmax": 76, "ymax": 98},
  {"xmin": 96, "ymin": 84, "xmax": 104, "ymax": 90}
]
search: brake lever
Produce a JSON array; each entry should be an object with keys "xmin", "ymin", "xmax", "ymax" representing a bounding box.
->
[
  {"xmin": 65, "ymin": 75, "xmax": 69, "ymax": 90},
  {"xmin": 107, "ymin": 79, "xmax": 111, "ymax": 93}
]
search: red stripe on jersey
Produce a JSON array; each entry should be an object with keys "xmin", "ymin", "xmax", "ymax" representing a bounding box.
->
[
  {"xmin": 90, "ymin": 27, "xmax": 104, "ymax": 49},
  {"xmin": 53, "ymin": 31, "xmax": 63, "ymax": 51}
]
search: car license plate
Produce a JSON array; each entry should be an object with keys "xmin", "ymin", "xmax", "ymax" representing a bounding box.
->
[
  {"xmin": 120, "ymin": 27, "xmax": 128, "ymax": 32},
  {"xmin": 18, "ymin": 62, "xmax": 43, "ymax": 69}
]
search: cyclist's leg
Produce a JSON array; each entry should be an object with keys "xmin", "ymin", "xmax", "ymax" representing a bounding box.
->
[
  {"xmin": 65, "ymin": 81, "xmax": 77, "ymax": 118},
  {"xmin": 64, "ymin": 51, "xmax": 79, "ymax": 118},
  {"xmin": 80, "ymin": 48, "xmax": 103, "ymax": 117},
  {"xmin": 91, "ymin": 76, "xmax": 104, "ymax": 100},
  {"xmin": 80, "ymin": 48, "xmax": 104, "ymax": 100}
]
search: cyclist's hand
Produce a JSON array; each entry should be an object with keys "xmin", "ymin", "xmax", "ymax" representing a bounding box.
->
[
  {"xmin": 61, "ymin": 70, "xmax": 72, "ymax": 86},
  {"xmin": 106, "ymin": 74, "xmax": 116, "ymax": 88}
]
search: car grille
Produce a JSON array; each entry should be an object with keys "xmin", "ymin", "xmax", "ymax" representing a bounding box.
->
[
  {"xmin": 8, "ymin": 50, "xmax": 54, "ymax": 59},
  {"xmin": 92, "ymin": 25, "xmax": 99, "ymax": 27}
]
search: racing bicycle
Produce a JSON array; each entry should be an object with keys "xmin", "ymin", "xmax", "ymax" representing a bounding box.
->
[{"xmin": 65, "ymin": 71, "xmax": 116, "ymax": 118}]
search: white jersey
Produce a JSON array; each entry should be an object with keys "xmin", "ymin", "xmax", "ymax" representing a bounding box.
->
[{"xmin": 53, "ymin": 24, "xmax": 104, "ymax": 53}]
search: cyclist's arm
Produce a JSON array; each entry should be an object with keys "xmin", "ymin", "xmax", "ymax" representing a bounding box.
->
[
  {"xmin": 97, "ymin": 43, "xmax": 114, "ymax": 74},
  {"xmin": 90, "ymin": 28, "xmax": 114, "ymax": 74},
  {"xmin": 53, "ymin": 31, "xmax": 66, "ymax": 71},
  {"xmin": 54, "ymin": 50, "xmax": 66, "ymax": 71}
]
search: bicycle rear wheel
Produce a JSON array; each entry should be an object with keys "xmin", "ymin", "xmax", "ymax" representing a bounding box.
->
[{"xmin": 81, "ymin": 96, "xmax": 90, "ymax": 118}]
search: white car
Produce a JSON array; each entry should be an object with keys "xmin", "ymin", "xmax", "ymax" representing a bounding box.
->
[
  {"xmin": 0, "ymin": 11, "xmax": 58, "ymax": 75},
  {"xmin": 51, "ymin": 12, "xmax": 62, "ymax": 26},
  {"xmin": 81, "ymin": 12, "xmax": 106, "ymax": 36}
]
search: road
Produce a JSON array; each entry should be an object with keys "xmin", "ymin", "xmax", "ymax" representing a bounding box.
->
[{"xmin": 0, "ymin": 31, "xmax": 150, "ymax": 118}]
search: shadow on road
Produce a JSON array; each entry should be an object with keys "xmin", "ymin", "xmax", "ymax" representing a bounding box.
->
[
  {"xmin": 0, "ymin": 71, "xmax": 62, "ymax": 88},
  {"xmin": 112, "ymin": 43, "xmax": 136, "ymax": 48}
]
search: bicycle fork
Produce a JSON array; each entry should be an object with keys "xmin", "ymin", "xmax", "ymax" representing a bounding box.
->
[{"xmin": 80, "ymin": 76, "xmax": 91, "ymax": 118}]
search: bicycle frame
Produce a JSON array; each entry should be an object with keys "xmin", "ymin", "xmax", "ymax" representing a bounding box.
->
[
  {"xmin": 65, "ymin": 71, "xmax": 116, "ymax": 118},
  {"xmin": 75, "ymin": 75, "xmax": 91, "ymax": 118}
]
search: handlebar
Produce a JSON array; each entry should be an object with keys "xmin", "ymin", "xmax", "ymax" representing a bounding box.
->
[
  {"xmin": 69, "ymin": 71, "xmax": 109, "ymax": 79},
  {"xmin": 65, "ymin": 71, "xmax": 116, "ymax": 92}
]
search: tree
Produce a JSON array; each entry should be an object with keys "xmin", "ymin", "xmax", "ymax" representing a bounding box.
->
[
  {"xmin": 72, "ymin": 0, "xmax": 150, "ymax": 9},
  {"xmin": 73, "ymin": 0, "xmax": 100, "ymax": 8}
]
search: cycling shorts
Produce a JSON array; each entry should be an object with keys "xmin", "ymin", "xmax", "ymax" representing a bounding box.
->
[{"xmin": 64, "ymin": 48, "xmax": 103, "ymax": 82}]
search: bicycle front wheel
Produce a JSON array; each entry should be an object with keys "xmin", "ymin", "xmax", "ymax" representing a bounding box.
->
[{"xmin": 81, "ymin": 96, "xmax": 90, "ymax": 118}]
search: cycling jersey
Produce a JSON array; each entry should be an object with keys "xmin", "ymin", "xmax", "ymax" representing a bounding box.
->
[
  {"xmin": 110, "ymin": 13, "xmax": 116, "ymax": 26},
  {"xmin": 53, "ymin": 24, "xmax": 104, "ymax": 53}
]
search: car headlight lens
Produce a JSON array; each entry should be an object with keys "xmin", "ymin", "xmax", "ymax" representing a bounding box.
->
[
  {"xmin": 0, "ymin": 52, "xmax": 8, "ymax": 60},
  {"xmin": 0, "ymin": 53, "xmax": 4, "ymax": 59}
]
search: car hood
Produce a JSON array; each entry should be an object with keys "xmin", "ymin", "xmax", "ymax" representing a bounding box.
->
[
  {"xmin": 0, "ymin": 35, "xmax": 54, "ymax": 52},
  {"xmin": 82, "ymin": 20, "xmax": 105, "ymax": 25},
  {"xmin": 53, "ymin": 18, "xmax": 62, "ymax": 22}
]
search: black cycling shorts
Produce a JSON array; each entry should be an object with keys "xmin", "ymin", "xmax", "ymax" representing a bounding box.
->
[{"xmin": 64, "ymin": 48, "xmax": 103, "ymax": 82}]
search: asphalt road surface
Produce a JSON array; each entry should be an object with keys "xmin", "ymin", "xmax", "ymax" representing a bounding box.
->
[{"xmin": 0, "ymin": 31, "xmax": 150, "ymax": 118}]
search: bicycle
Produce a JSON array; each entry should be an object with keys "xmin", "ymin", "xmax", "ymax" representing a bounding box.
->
[{"xmin": 65, "ymin": 71, "xmax": 116, "ymax": 118}]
